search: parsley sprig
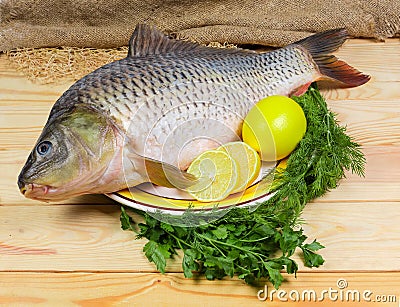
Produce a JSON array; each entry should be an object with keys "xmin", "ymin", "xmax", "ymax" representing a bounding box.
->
[{"xmin": 120, "ymin": 84, "xmax": 365, "ymax": 289}]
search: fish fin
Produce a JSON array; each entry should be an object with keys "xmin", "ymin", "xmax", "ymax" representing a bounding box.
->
[
  {"xmin": 125, "ymin": 141, "xmax": 202, "ymax": 189},
  {"xmin": 295, "ymin": 28, "xmax": 370, "ymax": 87},
  {"xmin": 290, "ymin": 82, "xmax": 312, "ymax": 96},
  {"xmin": 127, "ymin": 148, "xmax": 199, "ymax": 189},
  {"xmin": 127, "ymin": 24, "xmax": 254, "ymax": 58},
  {"xmin": 143, "ymin": 156, "xmax": 198, "ymax": 189}
]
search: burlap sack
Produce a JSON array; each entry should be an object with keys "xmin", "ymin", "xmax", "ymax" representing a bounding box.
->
[{"xmin": 1, "ymin": 0, "xmax": 399, "ymax": 51}]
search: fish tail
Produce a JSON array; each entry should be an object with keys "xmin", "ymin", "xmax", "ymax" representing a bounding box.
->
[{"xmin": 295, "ymin": 28, "xmax": 370, "ymax": 87}]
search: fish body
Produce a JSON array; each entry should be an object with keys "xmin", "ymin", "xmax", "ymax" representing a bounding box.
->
[{"xmin": 18, "ymin": 25, "xmax": 369, "ymax": 201}]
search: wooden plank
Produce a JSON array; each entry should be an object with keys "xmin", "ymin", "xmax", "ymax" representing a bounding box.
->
[
  {"xmin": 1, "ymin": 76, "xmax": 399, "ymax": 205},
  {"xmin": 301, "ymin": 201, "xmax": 400, "ymax": 270},
  {"xmin": 0, "ymin": 202, "xmax": 399, "ymax": 272},
  {"xmin": 0, "ymin": 41, "xmax": 398, "ymax": 106},
  {"xmin": 2, "ymin": 39, "xmax": 399, "ymax": 83},
  {"xmin": 327, "ymin": 100, "xmax": 400, "ymax": 146},
  {"xmin": 0, "ymin": 205, "xmax": 153, "ymax": 272},
  {"xmin": 0, "ymin": 55, "xmax": 69, "ymax": 100},
  {"xmin": 0, "ymin": 272, "xmax": 399, "ymax": 306},
  {"xmin": 1, "ymin": 40, "xmax": 399, "ymax": 206},
  {"xmin": 318, "ymin": 146, "xmax": 400, "ymax": 202},
  {"xmin": 1, "ymin": 145, "xmax": 398, "ymax": 206},
  {"xmin": 0, "ymin": 37, "xmax": 399, "ymax": 305}
]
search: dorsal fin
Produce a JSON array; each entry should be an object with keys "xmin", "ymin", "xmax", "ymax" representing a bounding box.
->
[{"xmin": 127, "ymin": 24, "xmax": 254, "ymax": 58}]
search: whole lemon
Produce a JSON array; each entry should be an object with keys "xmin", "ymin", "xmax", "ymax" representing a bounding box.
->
[{"xmin": 242, "ymin": 95, "xmax": 307, "ymax": 161}]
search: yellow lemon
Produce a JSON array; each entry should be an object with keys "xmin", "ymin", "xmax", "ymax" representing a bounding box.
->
[
  {"xmin": 187, "ymin": 150, "xmax": 237, "ymax": 202},
  {"xmin": 217, "ymin": 142, "xmax": 261, "ymax": 193},
  {"xmin": 242, "ymin": 95, "xmax": 307, "ymax": 161}
]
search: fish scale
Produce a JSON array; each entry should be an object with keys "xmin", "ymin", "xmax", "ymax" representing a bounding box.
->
[
  {"xmin": 121, "ymin": 53, "xmax": 299, "ymax": 121},
  {"xmin": 18, "ymin": 25, "xmax": 370, "ymax": 201},
  {"xmin": 53, "ymin": 48, "xmax": 315, "ymax": 165}
]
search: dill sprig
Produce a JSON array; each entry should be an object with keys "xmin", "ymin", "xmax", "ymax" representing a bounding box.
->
[{"xmin": 120, "ymin": 84, "xmax": 365, "ymax": 289}]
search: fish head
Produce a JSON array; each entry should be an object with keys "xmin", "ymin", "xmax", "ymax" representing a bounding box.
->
[{"xmin": 18, "ymin": 107, "xmax": 121, "ymax": 201}]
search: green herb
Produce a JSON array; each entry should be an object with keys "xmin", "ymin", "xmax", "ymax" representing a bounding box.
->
[{"xmin": 120, "ymin": 84, "xmax": 365, "ymax": 289}]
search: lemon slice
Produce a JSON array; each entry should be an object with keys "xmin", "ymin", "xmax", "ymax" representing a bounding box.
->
[
  {"xmin": 187, "ymin": 150, "xmax": 237, "ymax": 202},
  {"xmin": 217, "ymin": 142, "xmax": 261, "ymax": 193}
]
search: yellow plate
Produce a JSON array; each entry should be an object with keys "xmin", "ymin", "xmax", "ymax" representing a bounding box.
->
[{"xmin": 107, "ymin": 161, "xmax": 283, "ymax": 215}]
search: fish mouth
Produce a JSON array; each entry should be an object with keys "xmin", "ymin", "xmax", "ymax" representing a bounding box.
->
[{"xmin": 20, "ymin": 183, "xmax": 53, "ymax": 201}]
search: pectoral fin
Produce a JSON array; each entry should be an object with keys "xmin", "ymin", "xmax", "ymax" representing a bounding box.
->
[
  {"xmin": 143, "ymin": 156, "xmax": 199, "ymax": 189},
  {"xmin": 125, "ymin": 147, "xmax": 200, "ymax": 189}
]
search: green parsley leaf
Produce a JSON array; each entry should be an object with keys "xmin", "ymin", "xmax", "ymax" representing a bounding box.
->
[
  {"xmin": 264, "ymin": 262, "xmax": 284, "ymax": 289},
  {"xmin": 302, "ymin": 248, "xmax": 325, "ymax": 267},
  {"xmin": 212, "ymin": 226, "xmax": 228, "ymax": 239},
  {"xmin": 182, "ymin": 249, "xmax": 199, "ymax": 278},
  {"xmin": 143, "ymin": 241, "xmax": 171, "ymax": 273},
  {"xmin": 301, "ymin": 239, "xmax": 325, "ymax": 267},
  {"xmin": 161, "ymin": 222, "xmax": 175, "ymax": 233},
  {"xmin": 120, "ymin": 206, "xmax": 136, "ymax": 232},
  {"xmin": 303, "ymin": 239, "xmax": 325, "ymax": 251}
]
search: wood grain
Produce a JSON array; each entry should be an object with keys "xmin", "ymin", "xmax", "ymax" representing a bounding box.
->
[
  {"xmin": 0, "ymin": 272, "xmax": 399, "ymax": 306},
  {"xmin": 0, "ymin": 202, "xmax": 399, "ymax": 272},
  {"xmin": 1, "ymin": 44, "xmax": 400, "ymax": 205},
  {"xmin": 0, "ymin": 38, "xmax": 400, "ymax": 305}
]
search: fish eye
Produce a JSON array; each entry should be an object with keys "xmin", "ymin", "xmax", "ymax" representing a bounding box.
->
[{"xmin": 36, "ymin": 141, "xmax": 53, "ymax": 156}]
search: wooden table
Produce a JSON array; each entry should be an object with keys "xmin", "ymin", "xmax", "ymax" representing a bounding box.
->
[{"xmin": 0, "ymin": 39, "xmax": 399, "ymax": 306}]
